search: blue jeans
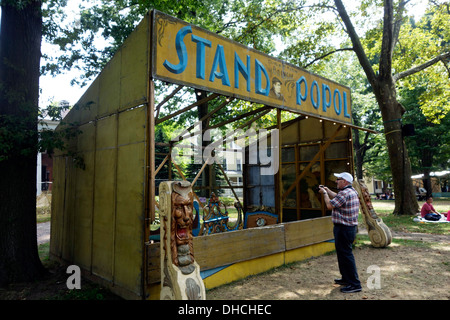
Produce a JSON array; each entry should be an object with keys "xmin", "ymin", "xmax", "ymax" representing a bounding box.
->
[{"xmin": 333, "ymin": 224, "xmax": 361, "ymax": 288}]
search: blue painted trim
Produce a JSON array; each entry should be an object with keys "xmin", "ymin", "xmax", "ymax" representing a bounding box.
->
[
  {"xmin": 192, "ymin": 201, "xmax": 200, "ymax": 236},
  {"xmin": 200, "ymin": 264, "xmax": 232, "ymax": 279},
  {"xmin": 243, "ymin": 211, "xmax": 278, "ymax": 229}
]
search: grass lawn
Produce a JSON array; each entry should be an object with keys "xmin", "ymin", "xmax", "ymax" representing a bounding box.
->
[
  {"xmin": 36, "ymin": 206, "xmax": 51, "ymax": 223},
  {"xmin": 198, "ymin": 198, "xmax": 450, "ymax": 235},
  {"xmin": 368, "ymin": 199, "xmax": 450, "ymax": 235}
]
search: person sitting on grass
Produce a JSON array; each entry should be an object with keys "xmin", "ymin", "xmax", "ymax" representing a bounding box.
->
[{"xmin": 420, "ymin": 196, "xmax": 443, "ymax": 221}]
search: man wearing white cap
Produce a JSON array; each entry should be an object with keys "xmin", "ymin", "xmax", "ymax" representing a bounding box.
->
[{"xmin": 319, "ymin": 172, "xmax": 362, "ymax": 293}]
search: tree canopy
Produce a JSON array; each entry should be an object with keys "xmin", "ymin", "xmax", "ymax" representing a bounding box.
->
[
  {"xmin": 41, "ymin": 1, "xmax": 449, "ymax": 121},
  {"xmin": 39, "ymin": 0, "xmax": 449, "ymax": 214}
]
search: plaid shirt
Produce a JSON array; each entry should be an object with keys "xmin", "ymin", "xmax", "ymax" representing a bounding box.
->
[{"xmin": 330, "ymin": 186, "xmax": 359, "ymax": 226}]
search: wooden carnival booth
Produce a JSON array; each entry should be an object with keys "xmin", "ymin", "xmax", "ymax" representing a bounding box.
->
[{"xmin": 50, "ymin": 10, "xmax": 384, "ymax": 300}]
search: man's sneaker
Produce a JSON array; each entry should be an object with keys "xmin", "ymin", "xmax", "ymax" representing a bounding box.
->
[
  {"xmin": 340, "ymin": 285, "xmax": 362, "ymax": 293},
  {"xmin": 334, "ymin": 278, "xmax": 347, "ymax": 285}
]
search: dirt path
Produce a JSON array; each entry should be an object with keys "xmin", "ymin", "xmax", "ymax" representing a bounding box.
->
[
  {"xmin": 37, "ymin": 221, "xmax": 50, "ymax": 245},
  {"xmin": 34, "ymin": 222, "xmax": 449, "ymax": 300},
  {"xmin": 207, "ymin": 230, "xmax": 450, "ymax": 300}
]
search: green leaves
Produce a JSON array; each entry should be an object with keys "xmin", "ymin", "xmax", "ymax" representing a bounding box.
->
[
  {"xmin": 390, "ymin": 4, "xmax": 449, "ymax": 123},
  {"xmin": 401, "ymin": 85, "xmax": 450, "ymax": 173},
  {"xmin": 40, "ymin": 0, "xmax": 236, "ymax": 84}
]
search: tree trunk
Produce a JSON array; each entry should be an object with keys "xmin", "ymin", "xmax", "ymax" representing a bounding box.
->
[
  {"xmin": 422, "ymin": 175, "xmax": 432, "ymax": 198},
  {"xmin": 422, "ymin": 171, "xmax": 433, "ymax": 199},
  {"xmin": 0, "ymin": 1, "xmax": 47, "ymax": 286},
  {"xmin": 375, "ymin": 80, "xmax": 419, "ymax": 215},
  {"xmin": 334, "ymin": 0, "xmax": 419, "ymax": 215}
]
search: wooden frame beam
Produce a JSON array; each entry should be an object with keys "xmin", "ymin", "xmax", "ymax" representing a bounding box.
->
[
  {"xmin": 148, "ymin": 80, "xmax": 156, "ymax": 222},
  {"xmin": 154, "ymin": 84, "xmax": 183, "ymax": 119},
  {"xmin": 154, "ymin": 154, "xmax": 169, "ymax": 176},
  {"xmin": 176, "ymin": 97, "xmax": 235, "ymax": 140},
  {"xmin": 206, "ymin": 108, "xmax": 273, "ymax": 151},
  {"xmin": 155, "ymin": 92, "xmax": 219, "ymax": 124},
  {"xmin": 282, "ymin": 125, "xmax": 346, "ymax": 201},
  {"xmin": 208, "ymin": 105, "xmax": 272, "ymax": 130},
  {"xmin": 277, "ymin": 109, "xmax": 283, "ymax": 222}
]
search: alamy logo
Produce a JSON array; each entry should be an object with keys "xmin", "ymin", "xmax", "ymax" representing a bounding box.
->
[
  {"xmin": 66, "ymin": 265, "xmax": 81, "ymax": 290},
  {"xmin": 366, "ymin": 265, "xmax": 381, "ymax": 289},
  {"xmin": 170, "ymin": 121, "xmax": 279, "ymax": 175}
]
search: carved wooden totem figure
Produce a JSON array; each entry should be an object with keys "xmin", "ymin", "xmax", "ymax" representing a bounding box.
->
[
  {"xmin": 159, "ymin": 181, "xmax": 206, "ymax": 300},
  {"xmin": 353, "ymin": 180, "xmax": 392, "ymax": 248}
]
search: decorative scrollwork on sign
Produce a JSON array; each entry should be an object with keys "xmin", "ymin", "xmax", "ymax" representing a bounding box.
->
[
  {"xmin": 200, "ymin": 193, "xmax": 243, "ymax": 235},
  {"xmin": 155, "ymin": 13, "xmax": 177, "ymax": 47}
]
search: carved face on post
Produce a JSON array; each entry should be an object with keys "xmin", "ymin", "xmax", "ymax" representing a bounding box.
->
[{"xmin": 170, "ymin": 181, "xmax": 195, "ymax": 274}]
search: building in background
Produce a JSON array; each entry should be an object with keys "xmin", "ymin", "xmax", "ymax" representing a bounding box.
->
[
  {"xmin": 37, "ymin": 100, "xmax": 69, "ymax": 195},
  {"xmin": 221, "ymin": 140, "xmax": 243, "ymax": 198}
]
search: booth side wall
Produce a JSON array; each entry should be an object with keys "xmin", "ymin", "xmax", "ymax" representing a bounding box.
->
[{"xmin": 50, "ymin": 14, "xmax": 151, "ymax": 300}]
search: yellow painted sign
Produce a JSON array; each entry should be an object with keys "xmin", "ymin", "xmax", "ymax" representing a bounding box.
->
[{"xmin": 152, "ymin": 11, "xmax": 352, "ymax": 123}]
